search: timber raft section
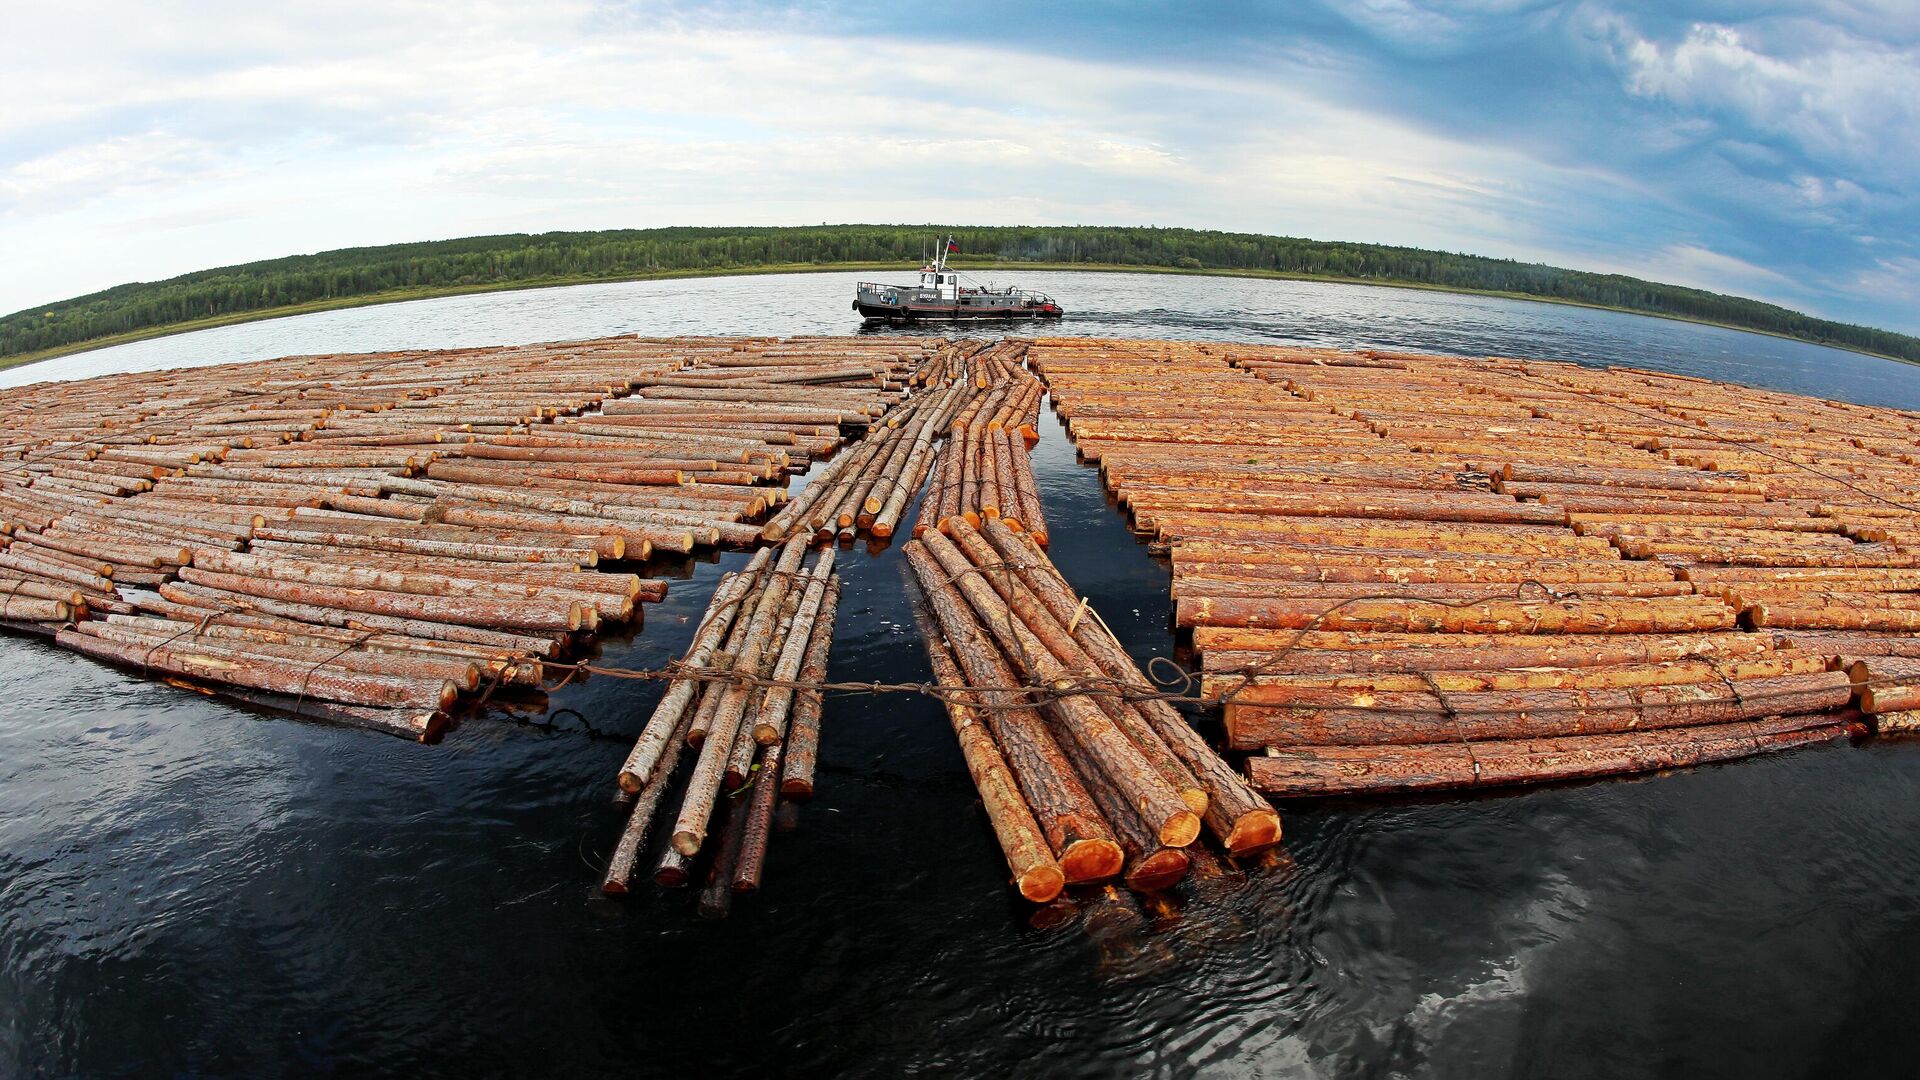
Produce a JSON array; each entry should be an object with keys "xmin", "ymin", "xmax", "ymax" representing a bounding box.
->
[{"xmin": 3, "ymin": 332, "xmax": 1919, "ymax": 913}]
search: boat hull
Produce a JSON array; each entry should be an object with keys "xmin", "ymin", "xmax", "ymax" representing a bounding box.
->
[{"xmin": 854, "ymin": 300, "xmax": 1064, "ymax": 322}]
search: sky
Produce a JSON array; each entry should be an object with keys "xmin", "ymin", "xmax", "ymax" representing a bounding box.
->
[{"xmin": 2, "ymin": 0, "xmax": 1915, "ymax": 332}]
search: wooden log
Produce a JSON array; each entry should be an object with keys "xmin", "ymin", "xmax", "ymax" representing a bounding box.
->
[
  {"xmin": 1749, "ymin": 604, "xmax": 1920, "ymax": 632},
  {"xmin": 730, "ymin": 743, "xmax": 784, "ymax": 894},
  {"xmin": 177, "ymin": 566, "xmax": 584, "ymax": 631},
  {"xmin": 904, "ymin": 542, "xmax": 1123, "ymax": 882},
  {"xmin": 671, "ymin": 538, "xmax": 809, "ymax": 855},
  {"xmin": 0, "ymin": 551, "xmax": 114, "ymax": 592},
  {"xmin": 56, "ymin": 625, "xmax": 459, "ymax": 711},
  {"xmin": 984, "ymin": 422, "xmax": 1015, "ymax": 520},
  {"xmin": 617, "ymin": 552, "xmax": 771, "ymax": 791},
  {"xmin": 1007, "ymin": 430, "xmax": 1048, "ymax": 545},
  {"xmin": 1178, "ymin": 594, "xmax": 1736, "ymax": 634},
  {"xmin": 777, "ymin": 580, "xmax": 840, "ymax": 800},
  {"xmin": 980, "ymin": 520, "xmax": 1280, "ymax": 854},
  {"xmin": 942, "ymin": 520, "xmax": 1207, "ymax": 815},
  {"xmin": 603, "ymin": 680, "xmax": 702, "ymax": 894},
  {"xmin": 1223, "ymin": 670, "xmax": 1853, "ymax": 748},
  {"xmin": 870, "ymin": 441, "xmax": 936, "ymax": 540},
  {"xmin": 0, "ymin": 596, "xmax": 71, "ymax": 621},
  {"xmin": 750, "ymin": 551, "xmax": 837, "ymax": 744},
  {"xmin": 191, "ymin": 549, "xmax": 635, "ymax": 620},
  {"xmin": 1848, "ymin": 657, "xmax": 1920, "ymax": 714},
  {"xmin": 911, "ymin": 593, "xmax": 1066, "ymax": 903},
  {"xmin": 1246, "ymin": 714, "xmax": 1846, "ymax": 797},
  {"xmin": 1046, "ymin": 704, "xmax": 1190, "ymax": 894},
  {"xmin": 915, "ymin": 533, "xmax": 1201, "ymax": 848},
  {"xmin": 696, "ymin": 798, "xmax": 750, "ymax": 919},
  {"xmin": 0, "ymin": 576, "xmax": 85, "ymax": 607},
  {"xmin": 156, "ymin": 580, "xmax": 560, "ymax": 655},
  {"xmin": 1216, "ymin": 652, "xmax": 1827, "ymax": 698},
  {"xmin": 92, "ymin": 617, "xmax": 483, "ymax": 690}
]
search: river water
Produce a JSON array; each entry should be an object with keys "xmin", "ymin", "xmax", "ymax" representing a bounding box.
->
[{"xmin": 2, "ymin": 271, "xmax": 1917, "ymax": 1078}]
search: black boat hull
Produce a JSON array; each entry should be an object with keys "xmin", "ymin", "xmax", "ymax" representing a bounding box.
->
[{"xmin": 854, "ymin": 300, "xmax": 1064, "ymax": 322}]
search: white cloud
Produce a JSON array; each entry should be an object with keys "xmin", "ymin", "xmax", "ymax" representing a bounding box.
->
[
  {"xmin": 1618, "ymin": 21, "xmax": 1920, "ymax": 180},
  {"xmin": 0, "ymin": 1, "xmax": 1910, "ymax": 333}
]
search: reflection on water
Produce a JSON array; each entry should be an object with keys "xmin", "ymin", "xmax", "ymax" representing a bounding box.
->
[{"xmin": 2, "ymin": 273, "xmax": 1919, "ymax": 1077}]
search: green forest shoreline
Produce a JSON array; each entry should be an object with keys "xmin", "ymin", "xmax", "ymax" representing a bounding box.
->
[{"xmin": 6, "ymin": 225, "xmax": 1914, "ymax": 371}]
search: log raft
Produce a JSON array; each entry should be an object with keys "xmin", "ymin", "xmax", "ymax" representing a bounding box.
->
[
  {"xmin": 0, "ymin": 334, "xmax": 931, "ymax": 738},
  {"xmin": 1028, "ymin": 336, "xmax": 1909, "ymax": 798},
  {"xmin": 603, "ymin": 537, "xmax": 842, "ymax": 914}
]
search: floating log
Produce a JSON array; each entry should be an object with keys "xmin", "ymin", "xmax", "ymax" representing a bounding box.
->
[
  {"xmin": 912, "ymin": 596, "xmax": 1066, "ymax": 903},
  {"xmin": 917, "ymin": 530, "xmax": 1201, "ymax": 848},
  {"xmin": 777, "ymin": 580, "xmax": 841, "ymax": 800},
  {"xmin": 1246, "ymin": 715, "xmax": 1846, "ymax": 796},
  {"xmin": 904, "ymin": 542, "xmax": 1125, "ymax": 883}
]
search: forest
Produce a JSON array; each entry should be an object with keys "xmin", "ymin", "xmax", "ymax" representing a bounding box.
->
[{"xmin": 5, "ymin": 224, "xmax": 1915, "ymax": 362}]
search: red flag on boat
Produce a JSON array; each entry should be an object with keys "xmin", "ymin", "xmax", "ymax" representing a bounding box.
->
[{"xmin": 946, "ymin": 239, "xmax": 959, "ymax": 252}]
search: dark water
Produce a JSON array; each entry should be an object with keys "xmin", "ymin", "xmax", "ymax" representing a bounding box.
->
[{"xmin": 3, "ymin": 273, "xmax": 1918, "ymax": 1078}]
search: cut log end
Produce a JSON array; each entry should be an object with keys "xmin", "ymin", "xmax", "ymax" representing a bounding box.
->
[
  {"xmin": 670, "ymin": 829, "xmax": 702, "ymax": 857},
  {"xmin": 1016, "ymin": 865, "xmax": 1067, "ymax": 904},
  {"xmin": 1126, "ymin": 849, "xmax": 1193, "ymax": 894},
  {"xmin": 1224, "ymin": 809, "xmax": 1283, "ymax": 854},
  {"xmin": 779, "ymin": 776, "xmax": 814, "ymax": 800},
  {"xmin": 1060, "ymin": 838, "xmax": 1126, "ymax": 884},
  {"xmin": 1179, "ymin": 787, "xmax": 1210, "ymax": 816},
  {"xmin": 1158, "ymin": 810, "xmax": 1203, "ymax": 848}
]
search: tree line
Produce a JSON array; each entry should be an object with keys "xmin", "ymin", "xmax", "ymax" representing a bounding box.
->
[{"xmin": 5, "ymin": 224, "xmax": 1914, "ymax": 362}]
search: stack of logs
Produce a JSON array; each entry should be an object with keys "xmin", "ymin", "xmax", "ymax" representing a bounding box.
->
[
  {"xmin": 0, "ymin": 335, "xmax": 930, "ymax": 736},
  {"xmin": 906, "ymin": 518, "xmax": 1279, "ymax": 903},
  {"xmin": 759, "ymin": 339, "xmax": 1044, "ymax": 545},
  {"xmin": 1027, "ymin": 337, "xmax": 1903, "ymax": 797},
  {"xmin": 758, "ymin": 342, "xmax": 988, "ymax": 543},
  {"xmin": 603, "ymin": 538, "xmax": 840, "ymax": 916},
  {"xmin": 919, "ymin": 342, "xmax": 1050, "ymax": 544}
]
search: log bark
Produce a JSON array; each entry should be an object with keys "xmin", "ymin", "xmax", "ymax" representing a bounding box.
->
[
  {"xmin": 913, "ymin": 598, "xmax": 1066, "ymax": 903},
  {"xmin": 1222, "ymin": 670, "xmax": 1853, "ymax": 748},
  {"xmin": 750, "ymin": 551, "xmax": 838, "ymax": 744},
  {"xmin": 943, "ymin": 520, "xmax": 1207, "ymax": 815},
  {"xmin": 777, "ymin": 580, "xmax": 841, "ymax": 800},
  {"xmin": 671, "ymin": 538, "xmax": 810, "ymax": 855},
  {"xmin": 1247, "ymin": 715, "xmax": 1845, "ymax": 796},
  {"xmin": 177, "ymin": 566, "xmax": 584, "ymax": 631},
  {"xmin": 980, "ymin": 519, "xmax": 1281, "ymax": 853},
  {"xmin": 602, "ymin": 688, "xmax": 702, "ymax": 894},
  {"xmin": 730, "ymin": 743, "xmax": 784, "ymax": 894},
  {"xmin": 918, "ymin": 530, "xmax": 1201, "ymax": 847},
  {"xmin": 1177, "ymin": 594, "xmax": 1736, "ymax": 634},
  {"xmin": 904, "ymin": 542, "xmax": 1123, "ymax": 883}
]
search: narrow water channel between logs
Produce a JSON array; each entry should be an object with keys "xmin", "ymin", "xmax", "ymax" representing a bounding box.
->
[{"xmin": 4, "ymin": 272, "xmax": 1920, "ymax": 1077}]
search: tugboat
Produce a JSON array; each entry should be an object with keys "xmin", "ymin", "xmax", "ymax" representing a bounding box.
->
[{"xmin": 853, "ymin": 236, "xmax": 1063, "ymax": 323}]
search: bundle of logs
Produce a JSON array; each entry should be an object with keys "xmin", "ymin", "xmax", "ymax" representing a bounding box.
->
[
  {"xmin": 905, "ymin": 518, "xmax": 1280, "ymax": 903},
  {"xmin": 1027, "ymin": 337, "xmax": 1919, "ymax": 798},
  {"xmin": 0, "ymin": 335, "xmax": 930, "ymax": 737},
  {"xmin": 920, "ymin": 343, "xmax": 1049, "ymax": 544},
  {"xmin": 602, "ymin": 539, "xmax": 840, "ymax": 916},
  {"xmin": 758, "ymin": 339, "xmax": 1041, "ymax": 545}
]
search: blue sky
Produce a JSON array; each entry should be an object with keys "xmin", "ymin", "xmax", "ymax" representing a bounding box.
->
[{"xmin": 2, "ymin": 1, "xmax": 1914, "ymax": 331}]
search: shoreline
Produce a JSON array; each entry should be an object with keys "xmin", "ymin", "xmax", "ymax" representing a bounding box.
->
[{"xmin": 1, "ymin": 261, "xmax": 1908, "ymax": 374}]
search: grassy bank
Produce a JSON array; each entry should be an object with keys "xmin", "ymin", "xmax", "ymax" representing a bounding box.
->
[{"xmin": 4, "ymin": 259, "xmax": 1909, "ymax": 375}]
